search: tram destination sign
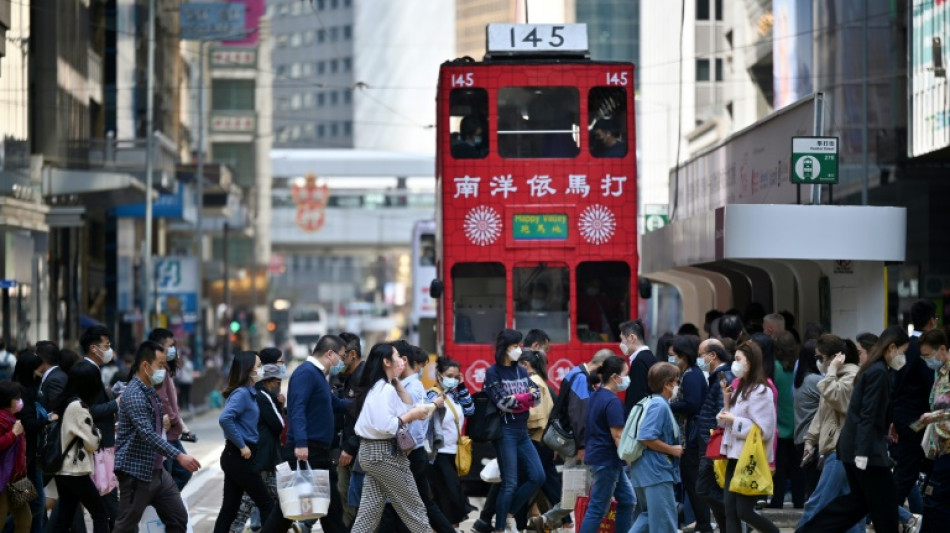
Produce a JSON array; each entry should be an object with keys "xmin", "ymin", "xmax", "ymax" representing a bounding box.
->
[
  {"xmin": 512, "ymin": 213, "xmax": 569, "ymax": 241},
  {"xmin": 487, "ymin": 24, "xmax": 588, "ymax": 54},
  {"xmin": 791, "ymin": 136, "xmax": 839, "ymax": 185}
]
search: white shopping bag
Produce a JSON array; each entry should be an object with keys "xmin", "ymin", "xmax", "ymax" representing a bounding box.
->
[
  {"xmin": 479, "ymin": 458, "xmax": 501, "ymax": 483},
  {"xmin": 138, "ymin": 501, "xmax": 194, "ymax": 533}
]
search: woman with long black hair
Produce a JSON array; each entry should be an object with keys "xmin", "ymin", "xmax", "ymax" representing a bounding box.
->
[
  {"xmin": 213, "ymin": 351, "xmax": 278, "ymax": 533},
  {"xmin": 800, "ymin": 326, "xmax": 909, "ymax": 533},
  {"xmin": 351, "ymin": 342, "xmax": 430, "ymax": 533},
  {"xmin": 12, "ymin": 350, "xmax": 47, "ymax": 533}
]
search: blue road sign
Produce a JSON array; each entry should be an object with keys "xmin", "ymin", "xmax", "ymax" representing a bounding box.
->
[
  {"xmin": 179, "ymin": 3, "xmax": 246, "ymax": 41},
  {"xmin": 0, "ymin": 280, "xmax": 16, "ymax": 289}
]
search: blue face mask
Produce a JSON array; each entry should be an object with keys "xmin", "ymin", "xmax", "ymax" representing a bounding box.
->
[
  {"xmin": 330, "ymin": 360, "xmax": 346, "ymax": 376},
  {"xmin": 697, "ymin": 357, "xmax": 709, "ymax": 372},
  {"xmin": 280, "ymin": 363, "xmax": 287, "ymax": 375},
  {"xmin": 924, "ymin": 356, "xmax": 943, "ymax": 371},
  {"xmin": 166, "ymin": 346, "xmax": 177, "ymax": 361},
  {"xmin": 668, "ymin": 356, "xmax": 678, "ymax": 365},
  {"xmin": 441, "ymin": 377, "xmax": 459, "ymax": 390}
]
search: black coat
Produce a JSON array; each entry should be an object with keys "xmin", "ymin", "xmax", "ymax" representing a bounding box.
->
[
  {"xmin": 336, "ymin": 362, "xmax": 365, "ymax": 456},
  {"xmin": 251, "ymin": 385, "xmax": 285, "ymax": 473},
  {"xmin": 624, "ymin": 348, "xmax": 657, "ymax": 415},
  {"xmin": 837, "ymin": 359, "xmax": 892, "ymax": 467},
  {"xmin": 890, "ymin": 336, "xmax": 935, "ymax": 428},
  {"xmin": 38, "ymin": 366, "xmax": 68, "ymax": 412},
  {"xmin": 76, "ymin": 360, "xmax": 118, "ymax": 448}
]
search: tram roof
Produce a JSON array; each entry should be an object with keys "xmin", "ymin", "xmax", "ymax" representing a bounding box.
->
[{"xmin": 271, "ymin": 149, "xmax": 434, "ymax": 178}]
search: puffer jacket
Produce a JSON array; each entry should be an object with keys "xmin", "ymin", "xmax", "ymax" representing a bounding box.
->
[
  {"xmin": 58, "ymin": 399, "xmax": 101, "ymax": 476},
  {"xmin": 697, "ymin": 363, "xmax": 735, "ymax": 445},
  {"xmin": 804, "ymin": 363, "xmax": 858, "ymax": 455}
]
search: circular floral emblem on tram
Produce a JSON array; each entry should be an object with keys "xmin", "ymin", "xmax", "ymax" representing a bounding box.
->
[
  {"xmin": 464, "ymin": 205, "xmax": 502, "ymax": 246},
  {"xmin": 578, "ymin": 205, "xmax": 617, "ymax": 245}
]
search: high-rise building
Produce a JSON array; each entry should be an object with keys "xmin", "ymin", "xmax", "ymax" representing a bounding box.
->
[
  {"xmin": 455, "ymin": 0, "xmax": 576, "ymax": 59},
  {"xmin": 268, "ymin": 0, "xmax": 453, "ymax": 152},
  {"xmin": 576, "ymin": 0, "xmax": 638, "ymax": 65}
]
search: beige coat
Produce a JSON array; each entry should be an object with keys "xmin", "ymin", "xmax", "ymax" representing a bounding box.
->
[
  {"xmin": 58, "ymin": 400, "xmax": 101, "ymax": 475},
  {"xmin": 804, "ymin": 363, "xmax": 859, "ymax": 456},
  {"xmin": 527, "ymin": 374, "xmax": 554, "ymax": 442}
]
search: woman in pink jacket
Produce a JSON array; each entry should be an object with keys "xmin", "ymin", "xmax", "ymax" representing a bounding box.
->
[{"xmin": 717, "ymin": 341, "xmax": 779, "ymax": 533}]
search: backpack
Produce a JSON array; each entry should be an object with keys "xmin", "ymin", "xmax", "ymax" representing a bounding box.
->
[
  {"xmin": 38, "ymin": 414, "xmax": 80, "ymax": 475},
  {"xmin": 618, "ymin": 395, "xmax": 678, "ymax": 463}
]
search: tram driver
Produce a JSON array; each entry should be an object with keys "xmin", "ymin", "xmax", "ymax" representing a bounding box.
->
[
  {"xmin": 590, "ymin": 117, "xmax": 627, "ymax": 158},
  {"xmin": 451, "ymin": 115, "xmax": 486, "ymax": 158}
]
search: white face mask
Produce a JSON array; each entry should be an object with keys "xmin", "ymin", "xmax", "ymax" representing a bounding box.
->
[
  {"xmin": 616, "ymin": 375, "xmax": 630, "ymax": 391},
  {"xmin": 889, "ymin": 352, "xmax": 907, "ymax": 371},
  {"xmin": 619, "ymin": 342, "xmax": 630, "ymax": 356},
  {"xmin": 508, "ymin": 347, "xmax": 522, "ymax": 362},
  {"xmin": 251, "ymin": 369, "xmax": 264, "ymax": 382},
  {"xmin": 671, "ymin": 385, "xmax": 680, "ymax": 398},
  {"xmin": 100, "ymin": 347, "xmax": 114, "ymax": 364},
  {"xmin": 731, "ymin": 360, "xmax": 747, "ymax": 378}
]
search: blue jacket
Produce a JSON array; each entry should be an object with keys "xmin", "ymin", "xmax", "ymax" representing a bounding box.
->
[
  {"xmin": 288, "ymin": 361, "xmax": 352, "ymax": 448},
  {"xmin": 671, "ymin": 365, "xmax": 708, "ymax": 444},
  {"xmin": 697, "ymin": 363, "xmax": 735, "ymax": 446},
  {"xmin": 219, "ymin": 385, "xmax": 259, "ymax": 449}
]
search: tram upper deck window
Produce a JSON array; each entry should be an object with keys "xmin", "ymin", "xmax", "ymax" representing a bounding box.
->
[
  {"xmin": 576, "ymin": 261, "xmax": 631, "ymax": 342},
  {"xmin": 450, "ymin": 89, "xmax": 489, "ymax": 159},
  {"xmin": 498, "ymin": 87, "xmax": 580, "ymax": 158},
  {"xmin": 589, "ymin": 87, "xmax": 628, "ymax": 158},
  {"xmin": 513, "ymin": 264, "xmax": 570, "ymax": 343},
  {"xmin": 452, "ymin": 262, "xmax": 506, "ymax": 344}
]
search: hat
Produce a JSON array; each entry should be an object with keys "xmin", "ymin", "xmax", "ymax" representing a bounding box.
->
[{"xmin": 260, "ymin": 363, "xmax": 285, "ymax": 381}]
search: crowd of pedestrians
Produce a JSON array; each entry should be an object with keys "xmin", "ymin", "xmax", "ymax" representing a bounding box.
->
[{"xmin": 1, "ymin": 299, "xmax": 949, "ymax": 533}]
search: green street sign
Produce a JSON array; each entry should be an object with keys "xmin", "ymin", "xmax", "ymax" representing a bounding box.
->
[
  {"xmin": 791, "ymin": 136, "xmax": 839, "ymax": 184},
  {"xmin": 644, "ymin": 214, "xmax": 669, "ymax": 232}
]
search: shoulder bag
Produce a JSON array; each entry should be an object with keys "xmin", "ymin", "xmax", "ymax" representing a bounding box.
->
[
  {"xmin": 445, "ymin": 397, "xmax": 472, "ymax": 475},
  {"xmin": 468, "ymin": 391, "xmax": 502, "ymax": 442},
  {"xmin": 542, "ymin": 373, "xmax": 581, "ymax": 457}
]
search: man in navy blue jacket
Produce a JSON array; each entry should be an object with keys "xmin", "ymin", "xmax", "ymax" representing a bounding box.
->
[{"xmin": 267, "ymin": 334, "xmax": 352, "ymax": 533}]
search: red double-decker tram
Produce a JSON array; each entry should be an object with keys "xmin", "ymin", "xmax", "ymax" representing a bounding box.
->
[{"xmin": 431, "ymin": 24, "xmax": 639, "ymax": 392}]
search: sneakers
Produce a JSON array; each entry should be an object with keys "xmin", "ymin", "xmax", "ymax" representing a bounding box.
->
[
  {"xmin": 904, "ymin": 513, "xmax": 923, "ymax": 533},
  {"xmin": 505, "ymin": 517, "xmax": 519, "ymax": 533},
  {"xmin": 471, "ymin": 518, "xmax": 493, "ymax": 533}
]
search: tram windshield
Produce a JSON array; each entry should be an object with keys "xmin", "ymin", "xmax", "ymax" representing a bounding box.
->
[{"xmin": 497, "ymin": 87, "xmax": 580, "ymax": 158}]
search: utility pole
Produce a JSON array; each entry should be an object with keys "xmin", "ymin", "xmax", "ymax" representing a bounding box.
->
[
  {"xmin": 143, "ymin": 0, "xmax": 156, "ymax": 334},
  {"xmin": 194, "ymin": 41, "xmax": 206, "ymax": 370},
  {"xmin": 223, "ymin": 222, "xmax": 231, "ymax": 360}
]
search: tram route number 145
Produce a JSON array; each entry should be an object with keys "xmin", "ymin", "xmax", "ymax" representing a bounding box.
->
[{"xmin": 510, "ymin": 26, "xmax": 566, "ymax": 48}]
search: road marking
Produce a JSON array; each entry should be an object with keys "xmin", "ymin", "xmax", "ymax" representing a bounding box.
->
[{"xmin": 180, "ymin": 444, "xmax": 224, "ymax": 502}]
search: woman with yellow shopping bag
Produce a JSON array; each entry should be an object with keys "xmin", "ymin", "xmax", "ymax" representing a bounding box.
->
[{"xmin": 716, "ymin": 341, "xmax": 779, "ymax": 533}]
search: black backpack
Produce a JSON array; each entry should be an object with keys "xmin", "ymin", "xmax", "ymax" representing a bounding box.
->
[
  {"xmin": 467, "ymin": 391, "xmax": 502, "ymax": 442},
  {"xmin": 38, "ymin": 417, "xmax": 80, "ymax": 475}
]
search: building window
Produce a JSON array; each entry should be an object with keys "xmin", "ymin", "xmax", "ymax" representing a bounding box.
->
[
  {"xmin": 696, "ymin": 59, "xmax": 711, "ymax": 81},
  {"xmin": 318, "ymin": 124, "xmax": 325, "ymax": 138},
  {"xmin": 318, "ymin": 29, "xmax": 325, "ymax": 43},
  {"xmin": 343, "ymin": 121, "xmax": 352, "ymax": 136},
  {"xmin": 278, "ymin": 4, "xmax": 289, "ymax": 15},
  {"xmin": 343, "ymin": 90, "xmax": 352, "ymax": 104},
  {"xmin": 276, "ymin": 35, "xmax": 288, "ymax": 48},
  {"xmin": 276, "ymin": 65, "xmax": 287, "ymax": 78},
  {"xmin": 213, "ymin": 143, "xmax": 256, "ymax": 187},
  {"xmin": 343, "ymin": 57, "xmax": 352, "ymax": 71},
  {"xmin": 330, "ymin": 59, "xmax": 339, "ymax": 73},
  {"xmin": 331, "ymin": 123, "xmax": 339, "ymax": 137},
  {"xmin": 291, "ymin": 126, "xmax": 301, "ymax": 140},
  {"xmin": 343, "ymin": 25, "xmax": 353, "ymax": 40},
  {"xmin": 304, "ymin": 93, "xmax": 314, "ymax": 108},
  {"xmin": 278, "ymin": 97, "xmax": 289, "ymax": 111},
  {"xmin": 344, "ymin": 0, "xmax": 352, "ymax": 6},
  {"xmin": 291, "ymin": 32, "xmax": 301, "ymax": 47},
  {"xmin": 317, "ymin": 93, "xmax": 325, "ymax": 106},
  {"xmin": 290, "ymin": 63, "xmax": 301, "ymax": 79},
  {"xmin": 317, "ymin": 0, "xmax": 325, "ymax": 9},
  {"xmin": 304, "ymin": 31, "xmax": 314, "ymax": 44},
  {"xmin": 302, "ymin": 62, "xmax": 312, "ymax": 77},
  {"xmin": 317, "ymin": 61, "xmax": 325, "ymax": 74},
  {"xmin": 331, "ymin": 0, "xmax": 339, "ymax": 8},
  {"xmin": 212, "ymin": 80, "xmax": 255, "ymax": 110},
  {"xmin": 330, "ymin": 27, "xmax": 339, "ymax": 42},
  {"xmin": 304, "ymin": 124, "xmax": 315, "ymax": 139},
  {"xmin": 696, "ymin": 0, "xmax": 710, "ymax": 20},
  {"xmin": 715, "ymin": 58, "xmax": 723, "ymax": 81},
  {"xmin": 330, "ymin": 91, "xmax": 339, "ymax": 105},
  {"xmin": 715, "ymin": 0, "xmax": 723, "ymax": 20},
  {"xmin": 291, "ymin": 94, "xmax": 301, "ymax": 109}
]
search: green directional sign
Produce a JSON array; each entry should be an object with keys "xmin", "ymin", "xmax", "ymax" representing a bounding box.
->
[
  {"xmin": 791, "ymin": 137, "xmax": 839, "ymax": 184},
  {"xmin": 644, "ymin": 214, "xmax": 669, "ymax": 232}
]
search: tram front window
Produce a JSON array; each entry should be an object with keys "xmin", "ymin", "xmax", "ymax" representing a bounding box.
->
[
  {"xmin": 449, "ymin": 89, "xmax": 489, "ymax": 159},
  {"xmin": 452, "ymin": 262, "xmax": 506, "ymax": 344},
  {"xmin": 498, "ymin": 87, "xmax": 580, "ymax": 158},
  {"xmin": 576, "ymin": 261, "xmax": 631, "ymax": 342},
  {"xmin": 514, "ymin": 265, "xmax": 570, "ymax": 343}
]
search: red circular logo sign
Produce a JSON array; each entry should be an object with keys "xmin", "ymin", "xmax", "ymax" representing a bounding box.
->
[
  {"xmin": 464, "ymin": 360, "xmax": 491, "ymax": 392},
  {"xmin": 549, "ymin": 359, "xmax": 576, "ymax": 393}
]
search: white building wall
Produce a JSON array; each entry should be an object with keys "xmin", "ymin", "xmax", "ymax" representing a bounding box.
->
[
  {"xmin": 352, "ymin": 0, "xmax": 455, "ymax": 152},
  {"xmin": 255, "ymin": 17, "xmax": 274, "ymax": 265}
]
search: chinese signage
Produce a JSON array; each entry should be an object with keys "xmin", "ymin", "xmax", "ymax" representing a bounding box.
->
[
  {"xmin": 910, "ymin": 0, "xmax": 950, "ymax": 156},
  {"xmin": 791, "ymin": 137, "xmax": 838, "ymax": 184},
  {"xmin": 210, "ymin": 47, "xmax": 257, "ymax": 68},
  {"xmin": 179, "ymin": 3, "xmax": 246, "ymax": 40},
  {"xmin": 453, "ymin": 173, "xmax": 627, "ymax": 199},
  {"xmin": 210, "ymin": 113, "xmax": 256, "ymax": 134},
  {"xmin": 512, "ymin": 213, "xmax": 568, "ymax": 241},
  {"xmin": 292, "ymin": 174, "xmax": 329, "ymax": 233}
]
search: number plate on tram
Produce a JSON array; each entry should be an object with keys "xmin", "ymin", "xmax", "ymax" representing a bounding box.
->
[{"xmin": 486, "ymin": 24, "xmax": 589, "ymax": 54}]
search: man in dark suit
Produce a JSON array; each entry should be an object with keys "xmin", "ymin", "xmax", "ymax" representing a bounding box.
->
[
  {"xmin": 35, "ymin": 340, "xmax": 66, "ymax": 412},
  {"xmin": 620, "ymin": 319, "xmax": 656, "ymax": 415}
]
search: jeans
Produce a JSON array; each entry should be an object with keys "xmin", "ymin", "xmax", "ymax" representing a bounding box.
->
[
  {"xmin": 630, "ymin": 482, "xmax": 678, "ymax": 533},
  {"xmin": 494, "ymin": 426, "xmax": 544, "ymax": 531},
  {"xmin": 578, "ymin": 465, "xmax": 634, "ymax": 533},
  {"xmin": 798, "ymin": 452, "xmax": 863, "ymax": 533}
]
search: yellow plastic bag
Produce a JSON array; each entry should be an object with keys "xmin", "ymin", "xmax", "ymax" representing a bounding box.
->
[
  {"xmin": 728, "ymin": 424, "xmax": 773, "ymax": 496},
  {"xmin": 713, "ymin": 459, "xmax": 727, "ymax": 488}
]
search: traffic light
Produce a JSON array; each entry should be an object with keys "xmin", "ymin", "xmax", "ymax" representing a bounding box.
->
[
  {"xmin": 229, "ymin": 320, "xmax": 241, "ymax": 333},
  {"xmin": 267, "ymin": 321, "xmax": 276, "ymax": 332}
]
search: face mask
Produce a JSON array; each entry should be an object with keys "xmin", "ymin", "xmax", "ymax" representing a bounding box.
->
[
  {"xmin": 149, "ymin": 367, "xmax": 167, "ymax": 386},
  {"xmin": 585, "ymin": 287, "xmax": 599, "ymax": 297},
  {"xmin": 472, "ymin": 135, "xmax": 482, "ymax": 145},
  {"xmin": 617, "ymin": 375, "xmax": 631, "ymax": 392},
  {"xmin": 508, "ymin": 347, "xmax": 522, "ymax": 362},
  {"xmin": 889, "ymin": 352, "xmax": 907, "ymax": 371},
  {"xmin": 668, "ymin": 356, "xmax": 678, "ymax": 365},
  {"xmin": 619, "ymin": 342, "xmax": 630, "ymax": 356},
  {"xmin": 12, "ymin": 398, "xmax": 23, "ymax": 414},
  {"xmin": 251, "ymin": 369, "xmax": 264, "ymax": 382},
  {"xmin": 816, "ymin": 361, "xmax": 827, "ymax": 375},
  {"xmin": 280, "ymin": 363, "xmax": 288, "ymax": 375},
  {"xmin": 530, "ymin": 299, "xmax": 545, "ymax": 311},
  {"xmin": 99, "ymin": 347, "xmax": 114, "ymax": 364},
  {"xmin": 330, "ymin": 360, "xmax": 346, "ymax": 376},
  {"xmin": 731, "ymin": 360, "xmax": 747, "ymax": 378},
  {"xmin": 166, "ymin": 347, "xmax": 177, "ymax": 361},
  {"xmin": 697, "ymin": 357, "xmax": 709, "ymax": 372},
  {"xmin": 418, "ymin": 367, "xmax": 425, "ymax": 378},
  {"xmin": 441, "ymin": 377, "xmax": 459, "ymax": 390},
  {"xmin": 925, "ymin": 357, "xmax": 943, "ymax": 371},
  {"xmin": 671, "ymin": 385, "xmax": 680, "ymax": 398}
]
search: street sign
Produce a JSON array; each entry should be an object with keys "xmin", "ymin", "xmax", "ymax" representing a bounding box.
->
[
  {"xmin": 179, "ymin": 3, "xmax": 246, "ymax": 41},
  {"xmin": 0, "ymin": 279, "xmax": 16, "ymax": 289},
  {"xmin": 155, "ymin": 257, "xmax": 200, "ymax": 294},
  {"xmin": 644, "ymin": 214, "xmax": 669, "ymax": 232},
  {"xmin": 791, "ymin": 136, "xmax": 839, "ymax": 184}
]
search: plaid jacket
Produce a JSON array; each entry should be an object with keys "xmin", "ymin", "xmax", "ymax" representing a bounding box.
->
[{"xmin": 115, "ymin": 376, "xmax": 181, "ymax": 482}]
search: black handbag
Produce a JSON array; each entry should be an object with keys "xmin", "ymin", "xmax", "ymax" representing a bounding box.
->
[
  {"xmin": 542, "ymin": 373, "xmax": 582, "ymax": 456},
  {"xmin": 6, "ymin": 476, "xmax": 37, "ymax": 508},
  {"xmin": 468, "ymin": 391, "xmax": 502, "ymax": 442}
]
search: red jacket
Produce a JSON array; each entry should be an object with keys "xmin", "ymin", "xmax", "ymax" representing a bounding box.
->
[{"xmin": 0, "ymin": 409, "xmax": 27, "ymax": 480}]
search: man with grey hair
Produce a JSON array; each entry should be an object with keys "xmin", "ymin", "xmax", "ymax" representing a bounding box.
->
[
  {"xmin": 763, "ymin": 313, "xmax": 786, "ymax": 338},
  {"xmin": 558, "ymin": 349, "xmax": 613, "ymax": 462}
]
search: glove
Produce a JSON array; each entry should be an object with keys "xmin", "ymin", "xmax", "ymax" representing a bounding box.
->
[{"xmin": 854, "ymin": 456, "xmax": 868, "ymax": 470}]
